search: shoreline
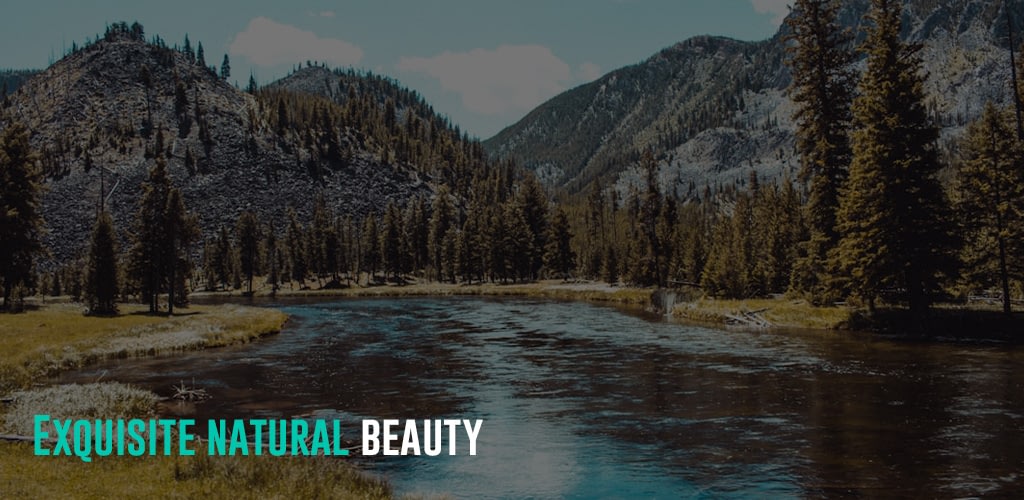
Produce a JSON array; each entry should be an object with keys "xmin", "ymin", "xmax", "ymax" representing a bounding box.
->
[
  {"xmin": 197, "ymin": 279, "xmax": 1024, "ymax": 341},
  {"xmin": 0, "ymin": 303, "xmax": 288, "ymax": 394}
]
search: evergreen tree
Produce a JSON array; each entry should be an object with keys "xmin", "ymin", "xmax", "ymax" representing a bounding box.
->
[
  {"xmin": 308, "ymin": 194, "xmax": 336, "ymax": 283},
  {"xmin": 183, "ymin": 34, "xmax": 195, "ymax": 63},
  {"xmin": 954, "ymin": 103, "xmax": 1024, "ymax": 313},
  {"xmin": 221, "ymin": 54, "xmax": 231, "ymax": 80},
  {"xmin": 785, "ymin": 0, "xmax": 855, "ymax": 302},
  {"xmin": 835, "ymin": 0, "xmax": 955, "ymax": 317},
  {"xmin": 265, "ymin": 225, "xmax": 281, "ymax": 293},
  {"xmin": 428, "ymin": 187, "xmax": 455, "ymax": 280},
  {"xmin": 236, "ymin": 210, "xmax": 261, "ymax": 294},
  {"xmin": 196, "ymin": 41, "xmax": 206, "ymax": 68},
  {"xmin": 129, "ymin": 159, "xmax": 195, "ymax": 314},
  {"xmin": 544, "ymin": 208, "xmax": 575, "ymax": 279},
  {"xmin": 164, "ymin": 189, "xmax": 196, "ymax": 312},
  {"xmin": 362, "ymin": 216, "xmax": 380, "ymax": 281},
  {"xmin": 503, "ymin": 201, "xmax": 533, "ymax": 282},
  {"xmin": 84, "ymin": 211, "xmax": 119, "ymax": 314},
  {"xmin": 381, "ymin": 201, "xmax": 404, "ymax": 281},
  {"xmin": 214, "ymin": 226, "xmax": 233, "ymax": 289},
  {"xmin": 584, "ymin": 180, "xmax": 607, "ymax": 279},
  {"xmin": 631, "ymin": 152, "xmax": 663, "ymax": 286},
  {"xmin": 404, "ymin": 196, "xmax": 429, "ymax": 276},
  {"xmin": 0, "ymin": 121, "xmax": 43, "ymax": 310},
  {"xmin": 247, "ymin": 72, "xmax": 258, "ymax": 94},
  {"xmin": 285, "ymin": 208, "xmax": 307, "ymax": 286},
  {"xmin": 517, "ymin": 173, "xmax": 549, "ymax": 279}
]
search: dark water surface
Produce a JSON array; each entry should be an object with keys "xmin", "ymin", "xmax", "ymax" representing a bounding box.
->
[{"xmin": 60, "ymin": 297, "xmax": 1024, "ymax": 498}]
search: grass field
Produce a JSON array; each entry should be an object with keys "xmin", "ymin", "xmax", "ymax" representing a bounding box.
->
[
  {"xmin": 0, "ymin": 441, "xmax": 394, "ymax": 499},
  {"xmin": 0, "ymin": 303, "xmax": 288, "ymax": 394}
]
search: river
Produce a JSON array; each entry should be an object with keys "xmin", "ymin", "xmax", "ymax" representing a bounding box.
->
[{"xmin": 58, "ymin": 297, "xmax": 1024, "ymax": 498}]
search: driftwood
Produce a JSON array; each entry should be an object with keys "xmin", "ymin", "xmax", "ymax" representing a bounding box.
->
[
  {"xmin": 725, "ymin": 309, "xmax": 772, "ymax": 329},
  {"xmin": 172, "ymin": 380, "xmax": 210, "ymax": 402},
  {"xmin": 1, "ymin": 434, "xmax": 50, "ymax": 443}
]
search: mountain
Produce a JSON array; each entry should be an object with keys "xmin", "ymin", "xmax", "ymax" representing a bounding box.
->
[
  {"xmin": 0, "ymin": 23, "xmax": 459, "ymax": 266},
  {"xmin": 484, "ymin": 0, "xmax": 1024, "ymax": 196}
]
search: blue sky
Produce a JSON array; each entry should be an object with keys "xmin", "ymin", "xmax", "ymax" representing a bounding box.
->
[{"xmin": 0, "ymin": 1, "xmax": 788, "ymax": 138}]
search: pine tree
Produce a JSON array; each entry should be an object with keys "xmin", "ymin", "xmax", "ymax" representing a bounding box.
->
[
  {"xmin": 428, "ymin": 187, "xmax": 455, "ymax": 280},
  {"xmin": 835, "ymin": 0, "xmax": 955, "ymax": 317},
  {"xmin": 221, "ymin": 54, "xmax": 231, "ymax": 80},
  {"xmin": 196, "ymin": 41, "xmax": 206, "ymax": 68},
  {"xmin": 517, "ymin": 173, "xmax": 549, "ymax": 280},
  {"xmin": 129, "ymin": 159, "xmax": 196, "ymax": 314},
  {"xmin": 955, "ymin": 103, "xmax": 1024, "ymax": 314},
  {"xmin": 183, "ymin": 34, "xmax": 195, "ymax": 63},
  {"xmin": 247, "ymin": 73, "xmax": 258, "ymax": 94},
  {"xmin": 265, "ymin": 225, "xmax": 281, "ymax": 293},
  {"xmin": 585, "ymin": 180, "xmax": 607, "ymax": 279},
  {"xmin": 631, "ymin": 152, "xmax": 662, "ymax": 286},
  {"xmin": 286, "ymin": 208, "xmax": 307, "ymax": 286},
  {"xmin": 544, "ymin": 208, "xmax": 575, "ymax": 279},
  {"xmin": 235, "ymin": 210, "xmax": 261, "ymax": 294},
  {"xmin": 213, "ymin": 226, "xmax": 233, "ymax": 289},
  {"xmin": 164, "ymin": 189, "xmax": 196, "ymax": 312},
  {"xmin": 404, "ymin": 196, "xmax": 429, "ymax": 276},
  {"xmin": 362, "ymin": 216, "xmax": 380, "ymax": 281},
  {"xmin": 381, "ymin": 201, "xmax": 404, "ymax": 281},
  {"xmin": 785, "ymin": 0, "xmax": 855, "ymax": 302},
  {"xmin": 0, "ymin": 121, "xmax": 43, "ymax": 310},
  {"xmin": 85, "ymin": 211, "xmax": 119, "ymax": 315}
]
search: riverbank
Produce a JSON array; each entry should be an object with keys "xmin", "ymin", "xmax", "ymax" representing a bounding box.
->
[
  {"xmin": 0, "ymin": 303, "xmax": 288, "ymax": 394},
  {"xmin": 200, "ymin": 279, "xmax": 855, "ymax": 331},
  {"xmin": 0, "ymin": 302, "xmax": 403, "ymax": 499},
  {"xmin": 672, "ymin": 297, "xmax": 855, "ymax": 330},
  {"xmin": 197, "ymin": 279, "xmax": 654, "ymax": 306}
]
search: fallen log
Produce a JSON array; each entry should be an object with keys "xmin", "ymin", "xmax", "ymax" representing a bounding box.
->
[{"xmin": 1, "ymin": 434, "xmax": 49, "ymax": 443}]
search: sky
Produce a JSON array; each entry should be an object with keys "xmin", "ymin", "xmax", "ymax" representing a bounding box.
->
[{"xmin": 0, "ymin": 1, "xmax": 788, "ymax": 139}]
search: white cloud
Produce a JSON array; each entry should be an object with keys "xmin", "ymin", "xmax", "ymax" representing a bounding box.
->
[
  {"xmin": 577, "ymin": 62, "xmax": 602, "ymax": 83},
  {"xmin": 396, "ymin": 45, "xmax": 571, "ymax": 115},
  {"xmin": 229, "ymin": 17, "xmax": 362, "ymax": 67},
  {"xmin": 318, "ymin": 11, "xmax": 336, "ymax": 18},
  {"xmin": 750, "ymin": 0, "xmax": 791, "ymax": 26}
]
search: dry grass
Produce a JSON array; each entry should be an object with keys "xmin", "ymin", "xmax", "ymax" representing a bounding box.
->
[
  {"xmin": 673, "ymin": 297, "xmax": 854, "ymax": 330},
  {"xmin": 199, "ymin": 279, "xmax": 655, "ymax": 306},
  {"xmin": 0, "ymin": 442, "xmax": 393, "ymax": 499},
  {"xmin": 2, "ymin": 382, "xmax": 160, "ymax": 435},
  {"xmin": 0, "ymin": 303, "xmax": 288, "ymax": 394}
]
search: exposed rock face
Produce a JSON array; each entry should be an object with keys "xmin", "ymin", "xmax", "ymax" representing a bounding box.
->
[
  {"xmin": 485, "ymin": 0, "xmax": 1023, "ymax": 196},
  {"xmin": 2, "ymin": 31, "xmax": 430, "ymax": 266}
]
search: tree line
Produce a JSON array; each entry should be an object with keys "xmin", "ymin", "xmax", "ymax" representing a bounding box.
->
[{"xmin": 2, "ymin": 2, "xmax": 1022, "ymax": 320}]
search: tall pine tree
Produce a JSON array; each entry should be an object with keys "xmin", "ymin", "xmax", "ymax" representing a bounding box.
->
[
  {"xmin": 85, "ymin": 211, "xmax": 119, "ymax": 315},
  {"xmin": 835, "ymin": 0, "xmax": 954, "ymax": 317},
  {"xmin": 954, "ymin": 103, "xmax": 1024, "ymax": 314},
  {"xmin": 0, "ymin": 121, "xmax": 43, "ymax": 310},
  {"xmin": 784, "ymin": 0, "xmax": 855, "ymax": 302}
]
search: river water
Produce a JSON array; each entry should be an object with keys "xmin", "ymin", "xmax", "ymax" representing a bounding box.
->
[{"xmin": 59, "ymin": 297, "xmax": 1024, "ymax": 498}]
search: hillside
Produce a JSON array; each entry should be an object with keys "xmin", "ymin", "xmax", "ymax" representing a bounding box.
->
[
  {"xmin": 485, "ymin": 0, "xmax": 1024, "ymax": 196},
  {"xmin": 0, "ymin": 23, "xmax": 438, "ymax": 266}
]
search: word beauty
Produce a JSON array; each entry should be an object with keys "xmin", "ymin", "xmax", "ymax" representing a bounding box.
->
[
  {"xmin": 32, "ymin": 415, "xmax": 484, "ymax": 461},
  {"xmin": 362, "ymin": 419, "xmax": 483, "ymax": 456}
]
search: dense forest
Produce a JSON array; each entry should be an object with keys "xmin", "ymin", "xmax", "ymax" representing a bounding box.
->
[{"xmin": 1, "ymin": 1, "xmax": 1022, "ymax": 324}]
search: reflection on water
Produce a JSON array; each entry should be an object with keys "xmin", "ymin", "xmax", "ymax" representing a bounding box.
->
[{"xmin": 60, "ymin": 297, "xmax": 1024, "ymax": 498}]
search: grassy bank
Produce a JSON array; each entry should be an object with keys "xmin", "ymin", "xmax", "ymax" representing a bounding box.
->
[
  {"xmin": 0, "ymin": 303, "xmax": 288, "ymax": 394},
  {"xmin": 0, "ymin": 302, "xmax": 404, "ymax": 499},
  {"xmin": 199, "ymin": 279, "xmax": 655, "ymax": 305},
  {"xmin": 0, "ymin": 441, "xmax": 393, "ymax": 499},
  {"xmin": 672, "ymin": 297, "xmax": 855, "ymax": 330}
]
